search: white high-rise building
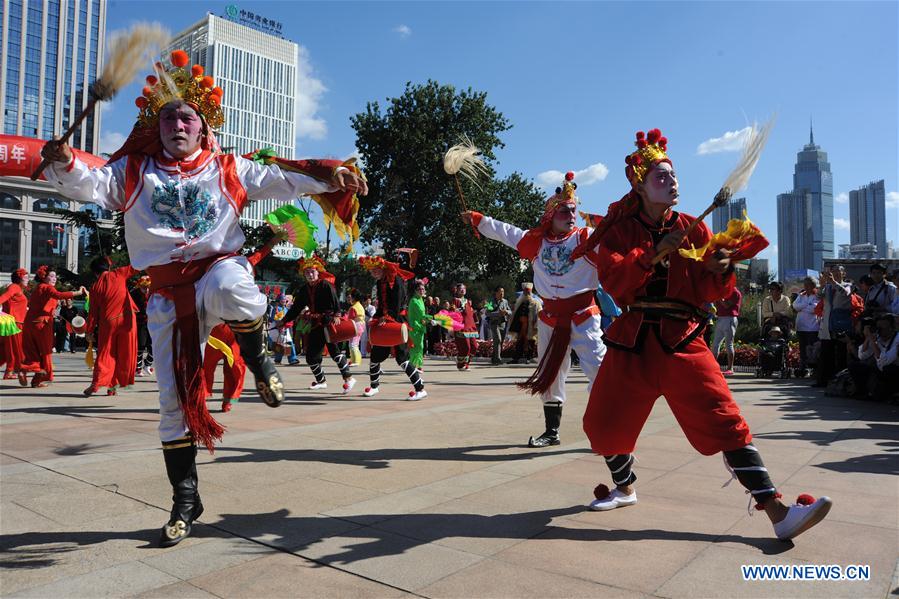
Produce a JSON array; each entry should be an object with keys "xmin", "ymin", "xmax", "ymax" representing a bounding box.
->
[{"xmin": 169, "ymin": 12, "xmax": 299, "ymax": 228}]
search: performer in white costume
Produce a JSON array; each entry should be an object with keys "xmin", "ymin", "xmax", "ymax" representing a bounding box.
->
[
  {"xmin": 41, "ymin": 50, "xmax": 366, "ymax": 546},
  {"xmin": 461, "ymin": 172, "xmax": 606, "ymax": 447}
]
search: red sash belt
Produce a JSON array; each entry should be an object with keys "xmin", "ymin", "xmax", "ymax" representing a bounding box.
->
[
  {"xmin": 147, "ymin": 254, "xmax": 232, "ymax": 451},
  {"xmin": 520, "ymin": 291, "xmax": 597, "ymax": 395}
]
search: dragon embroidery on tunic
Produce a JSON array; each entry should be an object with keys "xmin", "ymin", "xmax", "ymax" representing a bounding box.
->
[{"xmin": 150, "ymin": 180, "xmax": 218, "ymax": 239}]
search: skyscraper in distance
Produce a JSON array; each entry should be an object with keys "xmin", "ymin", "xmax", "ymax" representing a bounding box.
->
[
  {"xmin": 712, "ymin": 196, "xmax": 747, "ymax": 234},
  {"xmin": 792, "ymin": 122, "xmax": 834, "ymax": 269},
  {"xmin": 1, "ymin": 0, "xmax": 106, "ymax": 153},
  {"xmin": 849, "ymin": 179, "xmax": 887, "ymax": 258}
]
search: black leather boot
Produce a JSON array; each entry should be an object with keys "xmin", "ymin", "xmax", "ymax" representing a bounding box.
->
[
  {"xmin": 159, "ymin": 438, "xmax": 203, "ymax": 547},
  {"xmin": 227, "ymin": 317, "xmax": 283, "ymax": 407},
  {"xmin": 528, "ymin": 403, "xmax": 562, "ymax": 447}
]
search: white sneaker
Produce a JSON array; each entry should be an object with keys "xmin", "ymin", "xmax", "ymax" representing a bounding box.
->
[
  {"xmin": 773, "ymin": 496, "xmax": 832, "ymax": 540},
  {"xmin": 137, "ymin": 369, "xmax": 147, "ymax": 377},
  {"xmin": 309, "ymin": 381, "xmax": 327, "ymax": 390},
  {"xmin": 147, "ymin": 367, "xmax": 155, "ymax": 375},
  {"xmin": 407, "ymin": 389, "xmax": 428, "ymax": 401},
  {"xmin": 362, "ymin": 387, "xmax": 379, "ymax": 397},
  {"xmin": 342, "ymin": 377, "xmax": 357, "ymax": 394},
  {"xmin": 588, "ymin": 488, "xmax": 638, "ymax": 511}
]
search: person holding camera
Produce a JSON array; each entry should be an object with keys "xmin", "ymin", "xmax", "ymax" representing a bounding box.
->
[
  {"xmin": 849, "ymin": 315, "xmax": 899, "ymax": 401},
  {"xmin": 485, "ymin": 286, "xmax": 511, "ymax": 365}
]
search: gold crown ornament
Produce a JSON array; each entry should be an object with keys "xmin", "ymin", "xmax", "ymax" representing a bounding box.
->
[
  {"xmin": 297, "ymin": 255, "xmax": 327, "ymax": 273},
  {"xmin": 624, "ymin": 129, "xmax": 671, "ymax": 186},
  {"xmin": 134, "ymin": 50, "xmax": 224, "ymax": 129}
]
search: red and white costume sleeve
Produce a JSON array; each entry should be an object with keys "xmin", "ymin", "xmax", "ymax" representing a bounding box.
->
[
  {"xmin": 45, "ymin": 151, "xmax": 336, "ymax": 448},
  {"xmin": 472, "ymin": 212, "xmax": 606, "ymax": 406}
]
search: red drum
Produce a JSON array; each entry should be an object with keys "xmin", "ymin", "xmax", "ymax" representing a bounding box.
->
[
  {"xmin": 369, "ymin": 321, "xmax": 408, "ymax": 347},
  {"xmin": 324, "ymin": 318, "xmax": 357, "ymax": 343},
  {"xmin": 69, "ymin": 316, "xmax": 87, "ymax": 334}
]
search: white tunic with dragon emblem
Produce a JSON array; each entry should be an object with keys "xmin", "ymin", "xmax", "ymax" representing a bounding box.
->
[{"xmin": 46, "ymin": 148, "xmax": 335, "ymax": 269}]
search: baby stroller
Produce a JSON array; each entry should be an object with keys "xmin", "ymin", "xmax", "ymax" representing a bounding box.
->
[{"xmin": 755, "ymin": 326, "xmax": 791, "ymax": 379}]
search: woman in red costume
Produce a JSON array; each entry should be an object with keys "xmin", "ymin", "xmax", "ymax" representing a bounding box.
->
[
  {"xmin": 84, "ymin": 257, "xmax": 139, "ymax": 397},
  {"xmin": 20, "ymin": 265, "xmax": 87, "ymax": 387},
  {"xmin": 0, "ymin": 268, "xmax": 30, "ymax": 379},
  {"xmin": 580, "ymin": 129, "xmax": 831, "ymax": 540}
]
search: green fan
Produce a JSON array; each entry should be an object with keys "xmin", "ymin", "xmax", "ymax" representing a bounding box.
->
[{"xmin": 264, "ymin": 205, "xmax": 318, "ymax": 254}]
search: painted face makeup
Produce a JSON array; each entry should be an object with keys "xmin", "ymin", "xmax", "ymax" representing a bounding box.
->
[
  {"xmin": 304, "ymin": 268, "xmax": 319, "ymax": 283},
  {"xmin": 643, "ymin": 162, "xmax": 679, "ymax": 206},
  {"xmin": 551, "ymin": 203, "xmax": 577, "ymax": 234},
  {"xmin": 159, "ymin": 102, "xmax": 204, "ymax": 158}
]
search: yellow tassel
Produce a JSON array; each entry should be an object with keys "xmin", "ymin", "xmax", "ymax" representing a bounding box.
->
[
  {"xmin": 85, "ymin": 341, "xmax": 95, "ymax": 368},
  {"xmin": 207, "ymin": 335, "xmax": 234, "ymax": 368}
]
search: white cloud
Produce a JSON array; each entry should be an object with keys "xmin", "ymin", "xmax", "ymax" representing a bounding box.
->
[
  {"xmin": 393, "ymin": 24, "xmax": 412, "ymax": 38},
  {"xmin": 536, "ymin": 162, "xmax": 609, "ymax": 189},
  {"xmin": 887, "ymin": 191, "xmax": 899, "ymax": 208},
  {"xmin": 835, "ymin": 192, "xmax": 849, "ymax": 204},
  {"xmin": 98, "ymin": 131, "xmax": 126, "ymax": 155},
  {"xmin": 696, "ymin": 126, "xmax": 752, "ymax": 155},
  {"xmin": 295, "ymin": 45, "xmax": 327, "ymax": 141},
  {"xmin": 834, "ymin": 218, "xmax": 850, "ymax": 231}
]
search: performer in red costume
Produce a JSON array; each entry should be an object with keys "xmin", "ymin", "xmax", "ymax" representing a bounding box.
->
[
  {"xmin": 0, "ymin": 268, "xmax": 30, "ymax": 379},
  {"xmin": 84, "ymin": 257, "xmax": 139, "ymax": 397},
  {"xmin": 203, "ymin": 322, "xmax": 245, "ymax": 413},
  {"xmin": 451, "ymin": 282, "xmax": 478, "ymax": 370},
  {"xmin": 19, "ymin": 266, "xmax": 87, "ymax": 387},
  {"xmin": 41, "ymin": 50, "xmax": 366, "ymax": 546},
  {"xmin": 579, "ymin": 128, "xmax": 831, "ymax": 540}
]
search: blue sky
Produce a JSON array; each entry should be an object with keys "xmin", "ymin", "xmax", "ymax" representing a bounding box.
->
[{"xmin": 102, "ymin": 1, "xmax": 899, "ymax": 272}]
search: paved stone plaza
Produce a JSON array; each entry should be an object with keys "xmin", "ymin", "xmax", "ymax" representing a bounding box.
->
[{"xmin": 1, "ymin": 353, "xmax": 896, "ymax": 598}]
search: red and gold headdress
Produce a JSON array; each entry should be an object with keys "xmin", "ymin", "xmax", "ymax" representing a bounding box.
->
[
  {"xmin": 134, "ymin": 50, "xmax": 224, "ymax": 129},
  {"xmin": 358, "ymin": 255, "xmax": 414, "ymax": 287},
  {"xmin": 298, "ymin": 254, "xmax": 335, "ymax": 284},
  {"xmin": 298, "ymin": 255, "xmax": 327, "ymax": 273},
  {"xmin": 625, "ymin": 128, "xmax": 671, "ymax": 187}
]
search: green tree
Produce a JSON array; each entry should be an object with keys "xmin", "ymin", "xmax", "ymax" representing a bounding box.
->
[{"xmin": 351, "ymin": 80, "xmax": 544, "ymax": 287}]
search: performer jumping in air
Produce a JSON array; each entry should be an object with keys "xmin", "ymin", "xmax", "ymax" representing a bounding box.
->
[
  {"xmin": 461, "ymin": 172, "xmax": 606, "ymax": 447},
  {"xmin": 281, "ymin": 255, "xmax": 356, "ymax": 394},
  {"xmin": 84, "ymin": 258, "xmax": 138, "ymax": 397},
  {"xmin": 0, "ymin": 268, "xmax": 30, "ymax": 380},
  {"xmin": 19, "ymin": 266, "xmax": 87, "ymax": 387},
  {"xmin": 40, "ymin": 49, "xmax": 366, "ymax": 546},
  {"xmin": 578, "ymin": 128, "xmax": 831, "ymax": 540},
  {"xmin": 451, "ymin": 282, "xmax": 479, "ymax": 371},
  {"xmin": 358, "ymin": 255, "xmax": 427, "ymax": 400}
]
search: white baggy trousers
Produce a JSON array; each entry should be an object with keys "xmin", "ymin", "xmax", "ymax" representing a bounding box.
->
[
  {"xmin": 535, "ymin": 312, "xmax": 607, "ymax": 406},
  {"xmin": 148, "ymin": 256, "xmax": 267, "ymax": 442}
]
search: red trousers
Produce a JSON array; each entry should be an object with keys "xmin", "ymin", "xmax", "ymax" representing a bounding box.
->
[
  {"xmin": 1, "ymin": 329, "xmax": 24, "ymax": 374},
  {"xmin": 91, "ymin": 320, "xmax": 137, "ymax": 389},
  {"xmin": 21, "ymin": 319, "xmax": 55, "ymax": 380},
  {"xmin": 203, "ymin": 345, "xmax": 246, "ymax": 400},
  {"xmin": 583, "ymin": 333, "xmax": 752, "ymax": 456},
  {"xmin": 454, "ymin": 335, "xmax": 477, "ymax": 357}
]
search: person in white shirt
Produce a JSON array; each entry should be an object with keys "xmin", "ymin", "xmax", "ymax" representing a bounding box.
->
[
  {"xmin": 865, "ymin": 263, "xmax": 897, "ymax": 315},
  {"xmin": 40, "ymin": 50, "xmax": 366, "ymax": 547},
  {"xmin": 461, "ymin": 172, "xmax": 606, "ymax": 448},
  {"xmin": 792, "ymin": 277, "xmax": 820, "ymax": 376},
  {"xmin": 849, "ymin": 314, "xmax": 899, "ymax": 401}
]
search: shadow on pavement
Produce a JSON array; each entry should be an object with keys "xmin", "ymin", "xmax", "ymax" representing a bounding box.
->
[{"xmin": 212, "ymin": 444, "xmax": 592, "ymax": 470}]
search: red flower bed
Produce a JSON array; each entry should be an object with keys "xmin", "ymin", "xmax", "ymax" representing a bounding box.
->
[
  {"xmin": 715, "ymin": 342, "xmax": 800, "ymax": 368},
  {"xmin": 432, "ymin": 339, "xmax": 516, "ymax": 358}
]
